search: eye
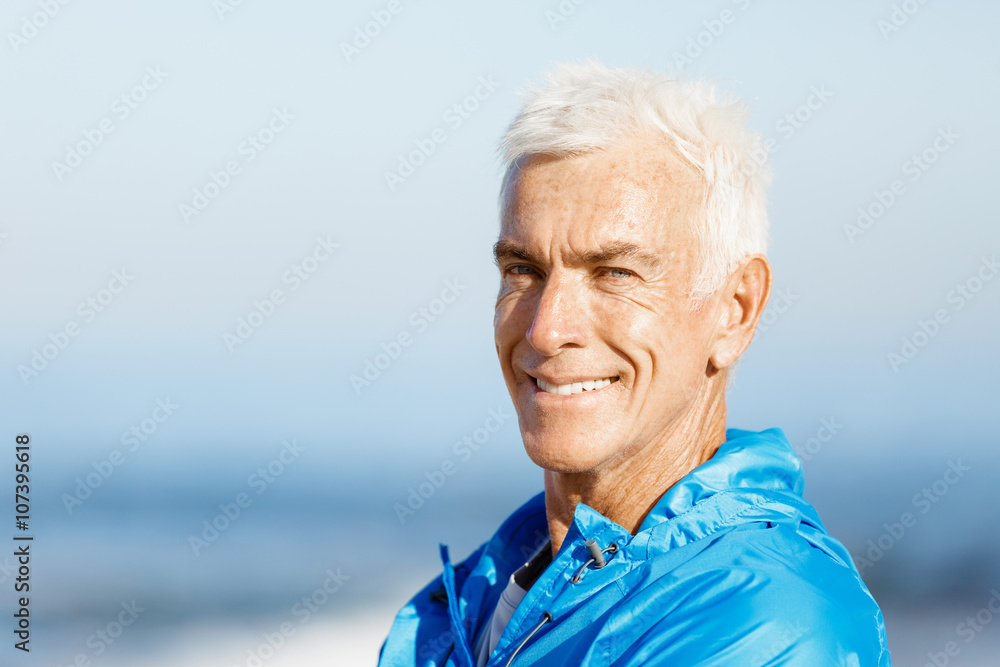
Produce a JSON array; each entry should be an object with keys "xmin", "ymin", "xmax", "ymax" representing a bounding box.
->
[
  {"xmin": 597, "ymin": 267, "xmax": 639, "ymax": 288},
  {"xmin": 600, "ymin": 267, "xmax": 637, "ymax": 282},
  {"xmin": 507, "ymin": 265, "xmax": 537, "ymax": 276}
]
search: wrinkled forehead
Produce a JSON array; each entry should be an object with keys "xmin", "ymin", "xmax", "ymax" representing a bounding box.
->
[{"xmin": 499, "ymin": 139, "xmax": 705, "ymax": 253}]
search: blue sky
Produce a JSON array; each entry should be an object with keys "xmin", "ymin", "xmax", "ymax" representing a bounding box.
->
[
  {"xmin": 3, "ymin": 2, "xmax": 1000, "ymax": 664},
  {"xmin": 3, "ymin": 0, "xmax": 997, "ymax": 479}
]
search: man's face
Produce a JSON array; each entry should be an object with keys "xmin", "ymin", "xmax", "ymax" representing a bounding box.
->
[{"xmin": 494, "ymin": 139, "xmax": 719, "ymax": 473}]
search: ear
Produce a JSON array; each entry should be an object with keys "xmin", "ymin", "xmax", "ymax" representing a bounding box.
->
[{"xmin": 708, "ymin": 255, "xmax": 772, "ymax": 372}]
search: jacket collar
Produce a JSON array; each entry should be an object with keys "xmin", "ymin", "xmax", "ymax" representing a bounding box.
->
[
  {"xmin": 495, "ymin": 427, "xmax": 807, "ymax": 567},
  {"xmin": 636, "ymin": 426, "xmax": 804, "ymax": 532},
  {"xmin": 558, "ymin": 427, "xmax": 809, "ymax": 557}
]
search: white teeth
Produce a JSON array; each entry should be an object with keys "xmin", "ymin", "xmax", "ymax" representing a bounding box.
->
[{"xmin": 536, "ymin": 377, "xmax": 617, "ymax": 395}]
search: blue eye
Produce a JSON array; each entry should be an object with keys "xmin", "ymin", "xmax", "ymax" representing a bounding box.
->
[
  {"xmin": 609, "ymin": 268, "xmax": 633, "ymax": 278},
  {"xmin": 510, "ymin": 266, "xmax": 535, "ymax": 275}
]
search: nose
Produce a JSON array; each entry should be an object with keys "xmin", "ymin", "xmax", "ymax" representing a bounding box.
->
[{"xmin": 526, "ymin": 273, "xmax": 587, "ymax": 356}]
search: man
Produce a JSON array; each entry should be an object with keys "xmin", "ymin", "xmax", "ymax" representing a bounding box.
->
[{"xmin": 379, "ymin": 61, "xmax": 891, "ymax": 666}]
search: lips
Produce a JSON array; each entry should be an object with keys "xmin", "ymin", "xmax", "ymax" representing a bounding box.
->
[{"xmin": 533, "ymin": 376, "xmax": 619, "ymax": 396}]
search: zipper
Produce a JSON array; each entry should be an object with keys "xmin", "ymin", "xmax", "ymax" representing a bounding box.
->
[
  {"xmin": 504, "ymin": 611, "xmax": 552, "ymax": 666},
  {"xmin": 503, "ymin": 537, "xmax": 619, "ymax": 664}
]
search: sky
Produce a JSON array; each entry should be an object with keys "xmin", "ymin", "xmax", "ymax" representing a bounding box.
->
[
  {"xmin": 1, "ymin": 1, "xmax": 999, "ymax": 663},
  {"xmin": 2, "ymin": 1, "xmax": 997, "ymax": 475}
]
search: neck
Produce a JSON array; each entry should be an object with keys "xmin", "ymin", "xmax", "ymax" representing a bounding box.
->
[{"xmin": 544, "ymin": 374, "xmax": 728, "ymax": 557}]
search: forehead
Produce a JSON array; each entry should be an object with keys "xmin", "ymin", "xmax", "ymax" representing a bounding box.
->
[{"xmin": 500, "ymin": 138, "xmax": 704, "ymax": 253}]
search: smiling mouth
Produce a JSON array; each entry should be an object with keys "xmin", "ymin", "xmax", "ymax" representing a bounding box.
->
[{"xmin": 533, "ymin": 376, "xmax": 619, "ymax": 396}]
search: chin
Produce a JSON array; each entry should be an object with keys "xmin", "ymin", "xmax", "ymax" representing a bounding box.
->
[{"xmin": 520, "ymin": 430, "xmax": 613, "ymax": 474}]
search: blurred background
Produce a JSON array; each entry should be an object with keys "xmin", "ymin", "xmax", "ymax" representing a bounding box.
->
[{"xmin": 2, "ymin": 1, "xmax": 999, "ymax": 665}]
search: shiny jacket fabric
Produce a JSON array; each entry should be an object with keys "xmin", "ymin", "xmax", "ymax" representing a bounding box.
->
[{"xmin": 379, "ymin": 428, "xmax": 892, "ymax": 666}]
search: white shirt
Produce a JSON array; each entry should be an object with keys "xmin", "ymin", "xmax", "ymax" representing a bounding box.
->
[
  {"xmin": 473, "ymin": 572, "xmax": 528, "ymax": 667},
  {"xmin": 473, "ymin": 540, "xmax": 552, "ymax": 666}
]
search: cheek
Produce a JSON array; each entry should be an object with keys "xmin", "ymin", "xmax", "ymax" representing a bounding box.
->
[
  {"xmin": 492, "ymin": 307, "xmax": 504, "ymax": 341},
  {"xmin": 596, "ymin": 299, "xmax": 660, "ymax": 351},
  {"xmin": 495, "ymin": 293, "xmax": 533, "ymax": 340},
  {"xmin": 614, "ymin": 308, "xmax": 705, "ymax": 386},
  {"xmin": 494, "ymin": 301, "xmax": 527, "ymax": 378},
  {"xmin": 651, "ymin": 321, "xmax": 710, "ymax": 394}
]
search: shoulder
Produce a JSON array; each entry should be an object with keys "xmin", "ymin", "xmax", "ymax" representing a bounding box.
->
[{"xmin": 612, "ymin": 523, "xmax": 890, "ymax": 666}]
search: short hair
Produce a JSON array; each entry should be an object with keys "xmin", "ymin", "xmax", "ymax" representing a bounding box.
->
[{"xmin": 498, "ymin": 60, "xmax": 771, "ymax": 302}]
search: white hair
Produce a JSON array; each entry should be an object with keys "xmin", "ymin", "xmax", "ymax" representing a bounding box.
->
[{"xmin": 498, "ymin": 60, "xmax": 771, "ymax": 302}]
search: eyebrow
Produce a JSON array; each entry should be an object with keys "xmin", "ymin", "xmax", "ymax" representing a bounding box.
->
[{"xmin": 493, "ymin": 239, "xmax": 662, "ymax": 270}]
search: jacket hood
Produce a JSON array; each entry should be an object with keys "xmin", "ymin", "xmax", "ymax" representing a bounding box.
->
[
  {"xmin": 378, "ymin": 427, "xmax": 890, "ymax": 666},
  {"xmin": 515, "ymin": 427, "xmax": 847, "ymax": 569},
  {"xmin": 640, "ymin": 426, "xmax": 805, "ymax": 528}
]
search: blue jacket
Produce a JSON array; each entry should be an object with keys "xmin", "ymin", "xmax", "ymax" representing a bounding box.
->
[{"xmin": 379, "ymin": 428, "xmax": 892, "ymax": 665}]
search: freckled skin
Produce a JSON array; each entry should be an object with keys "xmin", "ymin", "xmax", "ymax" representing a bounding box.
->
[{"xmin": 493, "ymin": 137, "xmax": 772, "ymax": 554}]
